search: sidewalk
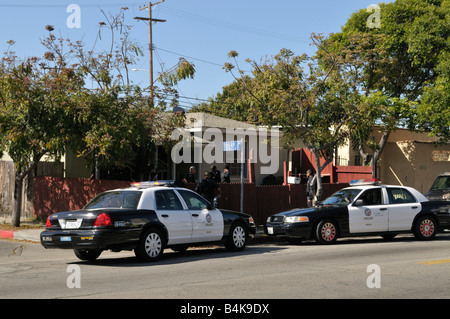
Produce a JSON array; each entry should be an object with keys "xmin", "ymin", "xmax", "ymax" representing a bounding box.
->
[
  {"xmin": 0, "ymin": 217, "xmax": 273, "ymax": 245},
  {"xmin": 0, "ymin": 217, "xmax": 45, "ymax": 243}
]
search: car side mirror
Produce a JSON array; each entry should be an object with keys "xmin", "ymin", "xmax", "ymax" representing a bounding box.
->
[{"xmin": 353, "ymin": 199, "xmax": 364, "ymax": 207}]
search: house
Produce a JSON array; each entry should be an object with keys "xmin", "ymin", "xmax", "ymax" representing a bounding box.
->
[
  {"xmin": 174, "ymin": 112, "xmax": 292, "ymax": 185},
  {"xmin": 334, "ymin": 127, "xmax": 450, "ymax": 193}
]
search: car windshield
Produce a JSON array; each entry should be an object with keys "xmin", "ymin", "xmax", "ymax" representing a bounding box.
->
[
  {"xmin": 321, "ymin": 188, "xmax": 362, "ymax": 207},
  {"xmin": 430, "ymin": 176, "xmax": 450, "ymax": 191},
  {"xmin": 84, "ymin": 191, "xmax": 142, "ymax": 209}
]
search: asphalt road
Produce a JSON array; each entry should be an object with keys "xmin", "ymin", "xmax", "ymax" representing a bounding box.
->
[{"xmin": 1, "ymin": 234, "xmax": 449, "ymax": 300}]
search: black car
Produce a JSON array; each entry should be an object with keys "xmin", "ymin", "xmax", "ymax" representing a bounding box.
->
[
  {"xmin": 425, "ymin": 172, "xmax": 450, "ymax": 201},
  {"xmin": 41, "ymin": 181, "xmax": 256, "ymax": 261},
  {"xmin": 265, "ymin": 179, "xmax": 450, "ymax": 244}
]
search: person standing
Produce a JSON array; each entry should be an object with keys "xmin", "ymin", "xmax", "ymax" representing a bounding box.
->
[
  {"xmin": 196, "ymin": 172, "xmax": 221, "ymax": 203},
  {"xmin": 186, "ymin": 166, "xmax": 197, "ymax": 184},
  {"xmin": 210, "ymin": 165, "xmax": 221, "ymax": 184},
  {"xmin": 222, "ymin": 164, "xmax": 230, "ymax": 183},
  {"xmin": 306, "ymin": 169, "xmax": 316, "ymax": 207}
]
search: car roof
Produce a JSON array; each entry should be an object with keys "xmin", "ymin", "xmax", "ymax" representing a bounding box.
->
[{"xmin": 343, "ymin": 184, "xmax": 428, "ymax": 202}]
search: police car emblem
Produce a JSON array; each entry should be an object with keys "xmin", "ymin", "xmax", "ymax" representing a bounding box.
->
[
  {"xmin": 205, "ymin": 213, "xmax": 213, "ymax": 226},
  {"xmin": 365, "ymin": 209, "xmax": 372, "ymax": 217}
]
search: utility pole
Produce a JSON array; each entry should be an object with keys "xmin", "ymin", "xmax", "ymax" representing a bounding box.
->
[{"xmin": 134, "ymin": 1, "xmax": 166, "ymax": 101}]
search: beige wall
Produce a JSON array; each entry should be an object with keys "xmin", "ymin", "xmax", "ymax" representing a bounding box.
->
[{"xmin": 379, "ymin": 141, "xmax": 450, "ymax": 193}]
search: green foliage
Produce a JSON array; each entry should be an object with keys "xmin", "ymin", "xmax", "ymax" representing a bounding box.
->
[
  {"xmin": 0, "ymin": 8, "xmax": 195, "ymax": 224},
  {"xmin": 319, "ymin": 0, "xmax": 449, "ymax": 162}
]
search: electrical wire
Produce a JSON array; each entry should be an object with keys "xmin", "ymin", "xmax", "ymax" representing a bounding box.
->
[{"xmin": 158, "ymin": 6, "xmax": 310, "ymax": 43}]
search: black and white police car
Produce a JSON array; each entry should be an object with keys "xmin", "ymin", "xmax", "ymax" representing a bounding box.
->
[
  {"xmin": 41, "ymin": 181, "xmax": 256, "ymax": 261},
  {"xmin": 264, "ymin": 179, "xmax": 450, "ymax": 244}
]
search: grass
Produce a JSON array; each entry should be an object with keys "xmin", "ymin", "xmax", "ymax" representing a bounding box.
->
[{"xmin": 0, "ymin": 219, "xmax": 45, "ymax": 231}]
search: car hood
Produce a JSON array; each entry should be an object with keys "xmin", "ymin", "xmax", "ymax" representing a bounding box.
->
[
  {"xmin": 273, "ymin": 205, "xmax": 343, "ymax": 217},
  {"xmin": 425, "ymin": 189, "xmax": 450, "ymax": 201}
]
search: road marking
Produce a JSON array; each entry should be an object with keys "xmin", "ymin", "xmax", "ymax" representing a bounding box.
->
[{"xmin": 418, "ymin": 259, "xmax": 450, "ymax": 265}]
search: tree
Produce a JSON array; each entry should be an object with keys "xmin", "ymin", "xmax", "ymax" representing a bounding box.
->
[
  {"xmin": 0, "ymin": 40, "xmax": 85, "ymax": 226},
  {"xmin": 43, "ymin": 9, "xmax": 195, "ymax": 181},
  {"xmin": 320, "ymin": 0, "xmax": 449, "ymax": 165},
  {"xmin": 0, "ymin": 8, "xmax": 195, "ymax": 225},
  {"xmin": 191, "ymin": 75, "xmax": 260, "ymax": 123},
  {"xmin": 223, "ymin": 41, "xmax": 360, "ymax": 201}
]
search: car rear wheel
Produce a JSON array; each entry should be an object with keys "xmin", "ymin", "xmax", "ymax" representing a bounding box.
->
[
  {"xmin": 225, "ymin": 222, "xmax": 247, "ymax": 251},
  {"xmin": 74, "ymin": 249, "xmax": 102, "ymax": 261},
  {"xmin": 314, "ymin": 219, "xmax": 338, "ymax": 244},
  {"xmin": 413, "ymin": 216, "xmax": 437, "ymax": 241},
  {"xmin": 135, "ymin": 228, "xmax": 165, "ymax": 261}
]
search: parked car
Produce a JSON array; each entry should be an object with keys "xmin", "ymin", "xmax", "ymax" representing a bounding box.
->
[
  {"xmin": 41, "ymin": 181, "xmax": 256, "ymax": 261},
  {"xmin": 425, "ymin": 172, "xmax": 450, "ymax": 201},
  {"xmin": 264, "ymin": 178, "xmax": 450, "ymax": 244}
]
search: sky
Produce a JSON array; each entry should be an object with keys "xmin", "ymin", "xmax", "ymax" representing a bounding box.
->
[{"xmin": 0, "ymin": 0, "xmax": 387, "ymax": 110}]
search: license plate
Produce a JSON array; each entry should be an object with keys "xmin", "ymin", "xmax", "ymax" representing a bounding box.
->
[
  {"xmin": 60, "ymin": 236, "xmax": 71, "ymax": 242},
  {"xmin": 267, "ymin": 227, "xmax": 274, "ymax": 235},
  {"xmin": 63, "ymin": 219, "xmax": 82, "ymax": 229}
]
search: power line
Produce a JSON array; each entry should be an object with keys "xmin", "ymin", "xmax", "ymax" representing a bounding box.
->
[
  {"xmin": 154, "ymin": 45, "xmax": 224, "ymax": 68},
  {"xmin": 159, "ymin": 6, "xmax": 310, "ymax": 43},
  {"xmin": 0, "ymin": 2, "xmax": 142, "ymax": 8}
]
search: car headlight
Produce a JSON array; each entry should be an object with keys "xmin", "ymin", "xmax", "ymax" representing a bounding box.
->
[{"xmin": 284, "ymin": 216, "xmax": 309, "ymax": 223}]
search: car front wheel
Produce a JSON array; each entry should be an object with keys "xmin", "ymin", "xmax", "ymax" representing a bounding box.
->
[{"xmin": 314, "ymin": 219, "xmax": 338, "ymax": 244}]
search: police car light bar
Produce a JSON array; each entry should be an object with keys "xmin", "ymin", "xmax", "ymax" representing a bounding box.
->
[
  {"xmin": 349, "ymin": 178, "xmax": 382, "ymax": 186},
  {"xmin": 130, "ymin": 180, "xmax": 174, "ymax": 188}
]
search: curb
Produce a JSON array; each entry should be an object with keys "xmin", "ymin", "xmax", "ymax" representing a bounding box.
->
[
  {"xmin": 0, "ymin": 230, "xmax": 14, "ymax": 239},
  {"xmin": 0, "ymin": 228, "xmax": 44, "ymax": 242}
]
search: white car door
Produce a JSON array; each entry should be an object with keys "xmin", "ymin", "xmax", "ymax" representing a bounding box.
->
[
  {"xmin": 386, "ymin": 187, "xmax": 422, "ymax": 231},
  {"xmin": 176, "ymin": 189, "xmax": 224, "ymax": 243},
  {"xmin": 348, "ymin": 188, "xmax": 389, "ymax": 233},
  {"xmin": 154, "ymin": 190, "xmax": 193, "ymax": 245}
]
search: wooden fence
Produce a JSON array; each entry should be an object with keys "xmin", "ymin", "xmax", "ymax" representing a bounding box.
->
[{"xmin": 33, "ymin": 176, "xmax": 349, "ymax": 225}]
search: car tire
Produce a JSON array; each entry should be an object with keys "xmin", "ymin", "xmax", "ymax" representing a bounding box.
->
[
  {"xmin": 225, "ymin": 222, "xmax": 248, "ymax": 251},
  {"xmin": 134, "ymin": 228, "xmax": 165, "ymax": 262},
  {"xmin": 314, "ymin": 219, "xmax": 338, "ymax": 244},
  {"xmin": 413, "ymin": 216, "xmax": 437, "ymax": 241},
  {"xmin": 74, "ymin": 249, "xmax": 102, "ymax": 261}
]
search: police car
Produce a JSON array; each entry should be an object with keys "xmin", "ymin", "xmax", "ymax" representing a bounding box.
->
[
  {"xmin": 41, "ymin": 181, "xmax": 256, "ymax": 261},
  {"xmin": 264, "ymin": 179, "xmax": 450, "ymax": 244}
]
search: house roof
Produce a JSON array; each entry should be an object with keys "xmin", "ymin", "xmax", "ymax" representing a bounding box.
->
[{"xmin": 185, "ymin": 112, "xmax": 256, "ymax": 130}]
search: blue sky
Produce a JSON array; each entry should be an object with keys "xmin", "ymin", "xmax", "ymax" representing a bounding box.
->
[{"xmin": 0, "ymin": 0, "xmax": 386, "ymax": 110}]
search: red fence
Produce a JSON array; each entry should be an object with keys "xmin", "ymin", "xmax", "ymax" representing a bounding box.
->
[
  {"xmin": 33, "ymin": 177, "xmax": 349, "ymax": 225},
  {"xmin": 289, "ymin": 148, "xmax": 372, "ymax": 183},
  {"xmin": 33, "ymin": 177, "xmax": 130, "ymax": 219}
]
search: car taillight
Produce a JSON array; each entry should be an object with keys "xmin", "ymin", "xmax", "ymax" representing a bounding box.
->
[
  {"xmin": 46, "ymin": 216, "xmax": 52, "ymax": 228},
  {"xmin": 93, "ymin": 213, "xmax": 112, "ymax": 227}
]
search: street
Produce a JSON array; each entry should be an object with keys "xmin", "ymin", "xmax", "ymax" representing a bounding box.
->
[{"xmin": 1, "ymin": 234, "xmax": 449, "ymax": 300}]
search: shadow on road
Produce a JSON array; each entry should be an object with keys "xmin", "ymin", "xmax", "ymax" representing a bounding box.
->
[
  {"xmin": 70, "ymin": 244, "xmax": 286, "ymax": 267},
  {"xmin": 273, "ymin": 233, "xmax": 450, "ymax": 246}
]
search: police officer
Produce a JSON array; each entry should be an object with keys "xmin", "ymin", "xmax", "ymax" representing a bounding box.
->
[
  {"xmin": 210, "ymin": 165, "xmax": 221, "ymax": 184},
  {"xmin": 196, "ymin": 172, "xmax": 221, "ymax": 203}
]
